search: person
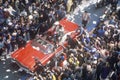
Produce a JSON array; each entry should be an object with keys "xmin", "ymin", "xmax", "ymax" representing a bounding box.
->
[
  {"xmin": 67, "ymin": 0, "xmax": 73, "ymax": 13},
  {"xmin": 96, "ymin": 59, "xmax": 104, "ymax": 80},
  {"xmin": 66, "ymin": 35, "xmax": 76, "ymax": 48},
  {"xmin": 110, "ymin": 0, "xmax": 118, "ymax": 11},
  {"xmin": 82, "ymin": 11, "xmax": 90, "ymax": 29}
]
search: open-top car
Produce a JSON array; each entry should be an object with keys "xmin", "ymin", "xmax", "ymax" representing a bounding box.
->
[{"xmin": 11, "ymin": 18, "xmax": 80, "ymax": 73}]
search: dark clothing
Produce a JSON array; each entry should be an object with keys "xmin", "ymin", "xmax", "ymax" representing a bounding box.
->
[
  {"xmin": 16, "ymin": 37, "xmax": 26, "ymax": 48},
  {"xmin": 38, "ymin": 24, "xmax": 48, "ymax": 34},
  {"xmin": 39, "ymin": 11, "xmax": 48, "ymax": 23},
  {"xmin": 82, "ymin": 67, "xmax": 88, "ymax": 80},
  {"xmin": 110, "ymin": 0, "xmax": 118, "ymax": 11},
  {"xmin": 100, "ymin": 66, "xmax": 111, "ymax": 79},
  {"xmin": 67, "ymin": 35, "xmax": 76, "ymax": 48},
  {"xmin": 107, "ymin": 53, "xmax": 119, "ymax": 70},
  {"xmin": 96, "ymin": 62, "xmax": 104, "ymax": 80},
  {"xmin": 97, "ymin": 29, "xmax": 105, "ymax": 37},
  {"xmin": 110, "ymin": 0, "xmax": 118, "ymax": 4},
  {"xmin": 82, "ymin": 20, "xmax": 88, "ymax": 28},
  {"xmin": 47, "ymin": 17, "xmax": 55, "ymax": 28}
]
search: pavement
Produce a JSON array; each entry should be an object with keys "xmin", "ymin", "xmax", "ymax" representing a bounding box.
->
[
  {"xmin": 0, "ymin": 57, "xmax": 25, "ymax": 80},
  {"xmin": 0, "ymin": 0, "xmax": 120, "ymax": 80}
]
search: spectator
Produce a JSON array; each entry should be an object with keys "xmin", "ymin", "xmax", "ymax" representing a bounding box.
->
[
  {"xmin": 110, "ymin": 0, "xmax": 118, "ymax": 11},
  {"xmin": 97, "ymin": 27, "xmax": 105, "ymax": 38},
  {"xmin": 67, "ymin": 0, "xmax": 73, "ymax": 13},
  {"xmin": 100, "ymin": 62, "xmax": 111, "ymax": 80},
  {"xmin": 66, "ymin": 35, "xmax": 76, "ymax": 48},
  {"xmin": 81, "ymin": 11, "xmax": 90, "ymax": 29}
]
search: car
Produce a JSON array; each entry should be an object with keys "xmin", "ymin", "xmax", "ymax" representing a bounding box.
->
[{"xmin": 10, "ymin": 18, "xmax": 80, "ymax": 74}]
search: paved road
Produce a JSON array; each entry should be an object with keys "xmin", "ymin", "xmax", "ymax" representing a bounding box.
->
[{"xmin": 0, "ymin": 58, "xmax": 25, "ymax": 80}]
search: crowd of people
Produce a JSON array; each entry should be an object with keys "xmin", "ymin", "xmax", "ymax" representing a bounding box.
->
[
  {"xmin": 95, "ymin": 0, "xmax": 118, "ymax": 10},
  {"xmin": 31, "ymin": 19, "xmax": 120, "ymax": 80},
  {"xmin": 27, "ymin": 0, "xmax": 120, "ymax": 80},
  {"xmin": 0, "ymin": 0, "xmax": 120, "ymax": 80},
  {"xmin": 0, "ymin": 0, "xmax": 82, "ymax": 56}
]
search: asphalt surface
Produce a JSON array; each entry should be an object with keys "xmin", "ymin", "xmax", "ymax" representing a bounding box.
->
[{"xmin": 0, "ymin": 57, "xmax": 27, "ymax": 80}]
